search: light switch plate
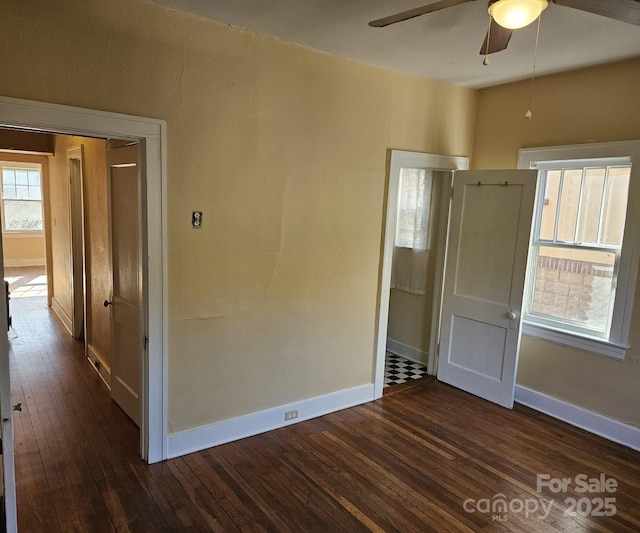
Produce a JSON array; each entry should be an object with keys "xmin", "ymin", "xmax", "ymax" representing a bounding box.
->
[{"xmin": 192, "ymin": 210, "xmax": 203, "ymax": 228}]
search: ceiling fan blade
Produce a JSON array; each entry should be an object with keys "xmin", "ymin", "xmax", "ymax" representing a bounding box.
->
[
  {"xmin": 369, "ymin": 0, "xmax": 475, "ymax": 28},
  {"xmin": 479, "ymin": 19, "xmax": 513, "ymax": 54},
  {"xmin": 553, "ymin": 0, "xmax": 640, "ymax": 25}
]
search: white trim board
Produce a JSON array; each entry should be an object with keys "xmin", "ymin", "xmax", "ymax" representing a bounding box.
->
[
  {"xmin": 50, "ymin": 297, "xmax": 73, "ymax": 335},
  {"xmin": 386, "ymin": 338, "xmax": 428, "ymax": 365},
  {"xmin": 0, "ymin": 96, "xmax": 168, "ymax": 463},
  {"xmin": 168, "ymin": 384, "xmax": 374, "ymax": 459},
  {"xmin": 515, "ymin": 385, "xmax": 640, "ymax": 451},
  {"xmin": 87, "ymin": 344, "xmax": 112, "ymax": 390}
]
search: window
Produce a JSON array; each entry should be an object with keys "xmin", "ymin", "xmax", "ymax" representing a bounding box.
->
[
  {"xmin": 395, "ymin": 168, "xmax": 433, "ymax": 250},
  {"xmin": 519, "ymin": 142, "xmax": 640, "ymax": 360},
  {"xmin": 1, "ymin": 163, "xmax": 43, "ymax": 232}
]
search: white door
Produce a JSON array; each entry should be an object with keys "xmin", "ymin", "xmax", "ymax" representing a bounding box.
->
[
  {"xmin": 437, "ymin": 169, "xmax": 537, "ymax": 408},
  {"xmin": 106, "ymin": 143, "xmax": 142, "ymax": 427},
  {"xmin": 1, "ymin": 262, "xmax": 18, "ymax": 531}
]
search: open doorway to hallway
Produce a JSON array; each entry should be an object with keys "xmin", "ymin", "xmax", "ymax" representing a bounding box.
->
[
  {"xmin": 0, "ymin": 95, "xmax": 166, "ymax": 467},
  {"xmin": 0, "ymin": 127, "xmax": 144, "ymax": 445}
]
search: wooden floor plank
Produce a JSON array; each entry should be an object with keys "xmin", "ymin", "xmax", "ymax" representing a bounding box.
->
[{"xmin": 7, "ymin": 292, "xmax": 640, "ymax": 531}]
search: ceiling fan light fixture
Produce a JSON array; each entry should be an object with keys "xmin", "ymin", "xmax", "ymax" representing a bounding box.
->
[{"xmin": 488, "ymin": 0, "xmax": 548, "ymax": 30}]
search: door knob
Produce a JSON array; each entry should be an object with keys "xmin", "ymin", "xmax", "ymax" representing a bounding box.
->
[
  {"xmin": 507, "ymin": 311, "xmax": 517, "ymax": 320},
  {"xmin": 104, "ymin": 300, "xmax": 112, "ymax": 307}
]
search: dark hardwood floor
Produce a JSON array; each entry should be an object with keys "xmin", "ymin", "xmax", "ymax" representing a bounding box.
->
[{"xmin": 8, "ymin": 295, "xmax": 640, "ymax": 531}]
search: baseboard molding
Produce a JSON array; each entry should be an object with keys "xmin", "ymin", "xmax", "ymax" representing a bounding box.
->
[
  {"xmin": 3, "ymin": 258, "xmax": 46, "ymax": 267},
  {"xmin": 50, "ymin": 298, "xmax": 72, "ymax": 335},
  {"xmin": 87, "ymin": 344, "xmax": 111, "ymax": 389},
  {"xmin": 386, "ymin": 338, "xmax": 428, "ymax": 365},
  {"xmin": 167, "ymin": 383, "xmax": 375, "ymax": 459},
  {"xmin": 515, "ymin": 385, "xmax": 640, "ymax": 451}
]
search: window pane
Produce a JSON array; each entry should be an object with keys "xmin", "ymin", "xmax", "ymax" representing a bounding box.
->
[
  {"xmin": 556, "ymin": 169, "xmax": 582, "ymax": 242},
  {"xmin": 3, "ymin": 200, "xmax": 43, "ymax": 231},
  {"xmin": 530, "ymin": 246, "xmax": 615, "ymax": 334},
  {"xmin": 27, "ymin": 171, "xmax": 40, "ymax": 187},
  {"xmin": 395, "ymin": 168, "xmax": 432, "ymax": 250},
  {"xmin": 2, "ymin": 169, "xmax": 15, "ymax": 187},
  {"xmin": 28, "ymin": 186, "xmax": 42, "ymax": 200},
  {"xmin": 3, "ymin": 185, "xmax": 16, "ymax": 199},
  {"xmin": 600, "ymin": 167, "xmax": 630, "ymax": 247},
  {"xmin": 539, "ymin": 170, "xmax": 560, "ymax": 240},
  {"xmin": 576, "ymin": 168, "xmax": 605, "ymax": 245},
  {"xmin": 14, "ymin": 169, "xmax": 28, "ymax": 185},
  {"xmin": 15, "ymin": 185, "xmax": 29, "ymax": 200}
]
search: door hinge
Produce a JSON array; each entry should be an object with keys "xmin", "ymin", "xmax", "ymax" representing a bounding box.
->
[{"xmin": 144, "ymin": 335, "xmax": 149, "ymax": 350}]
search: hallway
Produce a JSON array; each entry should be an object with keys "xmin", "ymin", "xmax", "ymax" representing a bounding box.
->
[{"xmin": 7, "ymin": 295, "xmax": 148, "ymax": 529}]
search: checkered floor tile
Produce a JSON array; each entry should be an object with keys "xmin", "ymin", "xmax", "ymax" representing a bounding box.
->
[{"xmin": 384, "ymin": 352, "xmax": 429, "ymax": 388}]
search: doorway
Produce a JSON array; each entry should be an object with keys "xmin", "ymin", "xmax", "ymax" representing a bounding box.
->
[
  {"xmin": 3, "ymin": 132, "xmax": 144, "ymax": 426},
  {"xmin": 0, "ymin": 95, "xmax": 167, "ymax": 464},
  {"xmin": 374, "ymin": 150, "xmax": 469, "ymax": 398}
]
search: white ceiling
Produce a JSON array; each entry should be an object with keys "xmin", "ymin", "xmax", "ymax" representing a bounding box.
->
[{"xmin": 152, "ymin": 0, "xmax": 640, "ymax": 88}]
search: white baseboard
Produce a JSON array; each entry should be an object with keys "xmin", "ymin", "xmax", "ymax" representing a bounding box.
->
[
  {"xmin": 50, "ymin": 297, "xmax": 72, "ymax": 335},
  {"xmin": 87, "ymin": 344, "xmax": 111, "ymax": 389},
  {"xmin": 3, "ymin": 258, "xmax": 45, "ymax": 267},
  {"xmin": 167, "ymin": 383, "xmax": 375, "ymax": 459},
  {"xmin": 515, "ymin": 385, "xmax": 640, "ymax": 451},
  {"xmin": 386, "ymin": 338, "xmax": 428, "ymax": 365}
]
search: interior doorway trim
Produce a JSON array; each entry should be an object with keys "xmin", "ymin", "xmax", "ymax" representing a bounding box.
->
[
  {"xmin": 67, "ymin": 145, "xmax": 87, "ymax": 341},
  {"xmin": 374, "ymin": 150, "xmax": 468, "ymax": 398},
  {"xmin": 0, "ymin": 96, "xmax": 167, "ymax": 463}
]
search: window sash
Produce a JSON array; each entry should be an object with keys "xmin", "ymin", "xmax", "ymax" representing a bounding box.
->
[
  {"xmin": 524, "ymin": 242, "xmax": 620, "ymax": 339},
  {"xmin": 0, "ymin": 165, "xmax": 43, "ymax": 233},
  {"xmin": 519, "ymin": 149, "xmax": 640, "ymax": 358},
  {"xmin": 533, "ymin": 165, "xmax": 630, "ymax": 247}
]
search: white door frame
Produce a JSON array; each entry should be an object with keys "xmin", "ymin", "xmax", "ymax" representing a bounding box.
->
[
  {"xmin": 374, "ymin": 150, "xmax": 468, "ymax": 398},
  {"xmin": 0, "ymin": 96, "xmax": 167, "ymax": 463},
  {"xmin": 67, "ymin": 145, "xmax": 87, "ymax": 341}
]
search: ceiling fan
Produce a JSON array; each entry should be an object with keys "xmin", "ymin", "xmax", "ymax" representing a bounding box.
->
[{"xmin": 369, "ymin": 0, "xmax": 640, "ymax": 55}]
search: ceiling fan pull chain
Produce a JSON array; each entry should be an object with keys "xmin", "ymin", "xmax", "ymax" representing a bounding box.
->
[
  {"xmin": 483, "ymin": 14, "xmax": 493, "ymax": 65},
  {"xmin": 525, "ymin": 14, "xmax": 543, "ymax": 119}
]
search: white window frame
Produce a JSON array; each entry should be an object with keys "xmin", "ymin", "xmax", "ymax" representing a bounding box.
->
[
  {"xmin": 518, "ymin": 141, "xmax": 640, "ymax": 360},
  {"xmin": 0, "ymin": 161, "xmax": 44, "ymax": 234}
]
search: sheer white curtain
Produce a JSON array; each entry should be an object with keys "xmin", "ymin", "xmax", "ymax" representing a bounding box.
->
[{"xmin": 391, "ymin": 168, "xmax": 433, "ymax": 295}]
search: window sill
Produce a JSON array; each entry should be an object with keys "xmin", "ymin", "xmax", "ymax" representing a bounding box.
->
[
  {"xmin": 2, "ymin": 231, "xmax": 44, "ymax": 238},
  {"xmin": 522, "ymin": 322, "xmax": 628, "ymax": 360}
]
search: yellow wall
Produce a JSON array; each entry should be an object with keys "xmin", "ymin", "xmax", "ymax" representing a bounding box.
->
[
  {"xmin": 387, "ymin": 289, "xmax": 432, "ymax": 362},
  {"xmin": 473, "ymin": 58, "xmax": 640, "ymax": 427},
  {"xmin": 47, "ymin": 135, "xmax": 111, "ymax": 364},
  {"xmin": 47, "ymin": 139, "xmax": 72, "ymax": 323},
  {"xmin": 2, "ymin": 235, "xmax": 45, "ymax": 266},
  {"xmin": 81, "ymin": 139, "xmax": 111, "ymax": 369},
  {"xmin": 0, "ymin": 0, "xmax": 476, "ymax": 433},
  {"xmin": 48, "ymin": 136, "xmax": 111, "ymax": 367}
]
